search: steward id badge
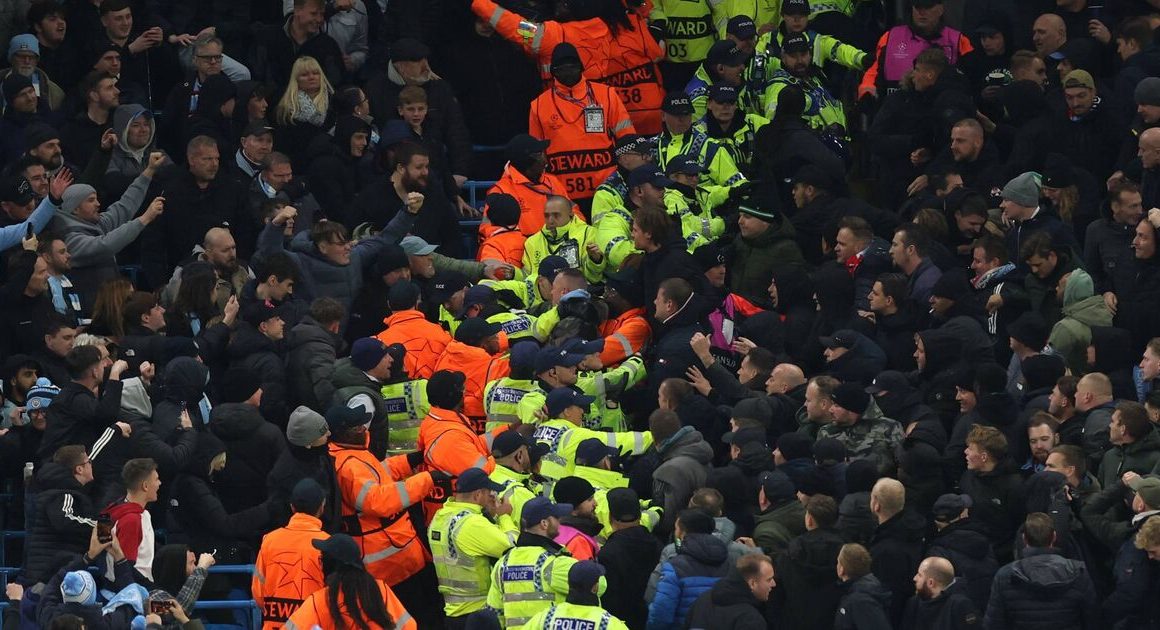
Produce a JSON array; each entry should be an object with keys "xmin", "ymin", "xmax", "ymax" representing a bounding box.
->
[{"xmin": 583, "ymin": 105, "xmax": 605, "ymax": 133}]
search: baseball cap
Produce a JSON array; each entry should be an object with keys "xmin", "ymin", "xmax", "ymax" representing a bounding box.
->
[
  {"xmin": 391, "ymin": 38, "xmax": 430, "ymax": 62},
  {"xmin": 732, "ymin": 398, "xmax": 773, "ymax": 426},
  {"xmin": 782, "ymin": 0, "xmax": 810, "ymax": 15},
  {"xmin": 551, "ymin": 42, "xmax": 582, "ymax": 69},
  {"xmin": 614, "ymin": 134, "xmax": 654, "ymax": 157},
  {"xmin": 1063, "ymin": 69, "xmax": 1095, "ymax": 90},
  {"xmin": 312, "ymin": 533, "xmax": 364, "ymax": 568},
  {"xmin": 707, "ymin": 40, "xmax": 746, "ymax": 67},
  {"xmin": 242, "ymin": 120, "xmax": 274, "ymax": 138},
  {"xmin": 241, "ymin": 300, "xmax": 286, "ymax": 327},
  {"xmin": 666, "ymin": 154, "xmax": 707, "ymax": 176},
  {"xmin": 458, "ymin": 284, "xmax": 496, "ymax": 318},
  {"xmin": 562, "ymin": 338, "xmax": 604, "ymax": 356},
  {"xmin": 1129, "ymin": 476, "xmax": 1160, "ymax": 508},
  {"xmin": 387, "ymin": 280, "xmax": 422, "ymax": 311},
  {"xmin": 831, "ymin": 382, "xmax": 870, "ymax": 415},
  {"xmin": 568, "ymin": 561, "xmax": 606, "ymax": 592},
  {"xmin": 865, "ymin": 371, "xmax": 910, "ymax": 395},
  {"xmin": 575, "ymin": 438, "xmax": 618, "ymax": 466},
  {"xmin": 491, "ymin": 430, "xmax": 530, "ymax": 458},
  {"xmin": 454, "ymin": 316, "xmax": 503, "ymax": 345},
  {"xmin": 534, "ymin": 345, "xmax": 587, "ymax": 373},
  {"xmin": 792, "ymin": 164, "xmax": 834, "ymax": 189},
  {"xmin": 727, "ymin": 15, "xmax": 757, "ymax": 39},
  {"xmin": 758, "ymin": 470, "xmax": 796, "ymax": 503},
  {"xmin": 605, "ymin": 268, "xmax": 644, "ymax": 305},
  {"xmin": 505, "ymin": 133, "xmax": 551, "ymax": 162},
  {"xmin": 456, "ymin": 467, "xmax": 506, "ymax": 493},
  {"xmin": 708, "ymin": 84, "xmax": 739, "ymax": 104},
  {"xmin": 776, "ymin": 432, "xmax": 812, "ymax": 460},
  {"xmin": 508, "ymin": 341, "xmax": 539, "ymax": 373},
  {"xmin": 325, "ymin": 400, "xmax": 371, "ymax": 432},
  {"xmin": 931, "ymin": 493, "xmax": 973, "ymax": 521},
  {"xmin": 662, "ymin": 92, "xmax": 694, "ymax": 115},
  {"xmin": 721, "ymin": 426, "xmax": 766, "ymax": 448},
  {"xmin": 538, "ymin": 255, "xmax": 570, "ymax": 281},
  {"xmin": 522, "ymin": 496, "xmax": 572, "ymax": 525},
  {"xmin": 428, "ymin": 271, "xmax": 469, "ymax": 305},
  {"xmin": 782, "ymin": 32, "xmax": 811, "ymax": 54},
  {"xmin": 546, "ymin": 387, "xmax": 595, "ymax": 417},
  {"xmin": 0, "ymin": 175, "xmax": 34, "ymax": 205},
  {"xmin": 819, "ymin": 329, "xmax": 857, "ymax": 350},
  {"xmin": 628, "ymin": 164, "xmax": 673, "ymax": 188},
  {"xmin": 400, "ymin": 235, "xmax": 438, "ymax": 256},
  {"xmin": 606, "ymin": 487, "xmax": 642, "ymax": 522}
]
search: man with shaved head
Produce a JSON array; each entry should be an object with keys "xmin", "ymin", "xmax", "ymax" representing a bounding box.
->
[
  {"xmin": 162, "ymin": 226, "xmax": 251, "ymax": 312},
  {"xmin": 902, "ymin": 556, "xmax": 980, "ymax": 628},
  {"xmin": 869, "ymin": 478, "xmax": 927, "ymax": 624},
  {"xmin": 1033, "ymin": 14, "xmax": 1067, "ymax": 58},
  {"xmin": 915, "ymin": 118, "xmax": 1003, "ymax": 196},
  {"xmin": 1136, "ymin": 127, "xmax": 1160, "ymax": 207},
  {"xmin": 1074, "ymin": 372, "xmax": 1116, "ymax": 466}
]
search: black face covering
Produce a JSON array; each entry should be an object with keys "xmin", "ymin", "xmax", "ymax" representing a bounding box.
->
[
  {"xmin": 671, "ymin": 181, "xmax": 696, "ymax": 198},
  {"xmin": 553, "ymin": 65, "xmax": 583, "ymax": 87}
]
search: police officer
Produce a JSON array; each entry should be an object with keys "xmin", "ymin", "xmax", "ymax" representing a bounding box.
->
[
  {"xmin": 655, "ymin": 92, "xmax": 748, "ymax": 190},
  {"xmin": 573, "ymin": 438, "xmax": 663, "ymax": 538},
  {"xmin": 457, "ymin": 284, "xmax": 538, "ymax": 347},
  {"xmin": 696, "ymin": 85, "xmax": 769, "ymax": 178},
  {"xmin": 379, "ymin": 346, "xmax": 429, "ymax": 455},
  {"xmin": 760, "ymin": 32, "xmax": 847, "ymax": 136},
  {"xmin": 522, "ymin": 195, "xmax": 605, "ymax": 284},
  {"xmin": 524, "ymin": 561, "xmax": 629, "ymax": 629},
  {"xmin": 650, "ymin": 0, "xmax": 721, "ymax": 91},
  {"xmin": 488, "ymin": 429, "xmax": 548, "ymax": 523},
  {"xmin": 595, "ymin": 164, "xmax": 677, "ymax": 270},
  {"xmin": 487, "ymin": 496, "xmax": 578, "ymax": 627},
  {"xmin": 534, "ymin": 387, "xmax": 652, "ymax": 484},
  {"xmin": 665, "ymin": 155, "xmax": 729, "ymax": 251},
  {"xmin": 685, "ymin": 41, "xmax": 748, "ymax": 120},
  {"xmin": 428, "ymin": 467, "xmax": 518, "ymax": 628},
  {"xmin": 592, "ymin": 135, "xmax": 658, "ymax": 223},
  {"xmin": 479, "ymin": 345, "xmax": 532, "ymax": 435}
]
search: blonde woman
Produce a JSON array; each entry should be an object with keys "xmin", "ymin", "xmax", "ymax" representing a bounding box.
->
[{"xmin": 274, "ymin": 56, "xmax": 334, "ymax": 160}]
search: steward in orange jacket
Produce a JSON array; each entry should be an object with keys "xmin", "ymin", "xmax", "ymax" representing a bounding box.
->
[
  {"xmin": 252, "ymin": 480, "xmax": 329, "ymax": 630},
  {"xmin": 375, "ymin": 288, "xmax": 452, "ymax": 380},
  {"xmin": 283, "ymin": 534, "xmax": 418, "ymax": 630},
  {"xmin": 599, "ymin": 270, "xmax": 652, "ymax": 366},
  {"xmin": 485, "ymin": 134, "xmax": 585, "ymax": 236},
  {"xmin": 602, "ymin": 11, "xmax": 666, "ymax": 136},
  {"xmin": 471, "ymin": 0, "xmax": 612, "ymax": 82},
  {"xmin": 326, "ymin": 405, "xmax": 436, "ymax": 587},
  {"xmin": 530, "ymin": 44, "xmax": 636, "ymax": 203},
  {"xmin": 477, "ymin": 193, "xmax": 526, "ymax": 266},
  {"xmin": 432, "ymin": 318, "xmax": 512, "ymax": 424}
]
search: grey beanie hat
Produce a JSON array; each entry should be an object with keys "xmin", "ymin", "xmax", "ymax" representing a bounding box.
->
[
  {"xmin": 1000, "ymin": 172, "xmax": 1041, "ymax": 207},
  {"xmin": 1137, "ymin": 77, "xmax": 1160, "ymax": 107},
  {"xmin": 287, "ymin": 405, "xmax": 329, "ymax": 447},
  {"xmin": 61, "ymin": 183, "xmax": 97, "ymax": 216}
]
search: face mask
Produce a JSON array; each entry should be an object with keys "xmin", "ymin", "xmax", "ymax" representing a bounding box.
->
[{"xmin": 553, "ymin": 66, "xmax": 582, "ymax": 87}]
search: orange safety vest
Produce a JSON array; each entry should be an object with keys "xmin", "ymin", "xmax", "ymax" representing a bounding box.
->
[
  {"xmin": 416, "ymin": 406, "xmax": 504, "ymax": 524},
  {"xmin": 530, "ymin": 78, "xmax": 636, "ymax": 201},
  {"xmin": 477, "ymin": 225, "xmax": 528, "ymax": 266},
  {"xmin": 601, "ymin": 13, "xmax": 665, "ymax": 136},
  {"xmin": 598, "ymin": 307, "xmax": 652, "ymax": 367},
  {"xmin": 486, "ymin": 165, "xmax": 584, "ymax": 236},
  {"xmin": 252, "ymin": 513, "xmax": 328, "ymax": 629},
  {"xmin": 432, "ymin": 341, "xmax": 511, "ymax": 421},
  {"xmin": 471, "ymin": 0, "xmax": 612, "ymax": 81},
  {"xmin": 329, "ymin": 436, "xmax": 434, "ymax": 585},
  {"xmin": 283, "ymin": 580, "xmax": 417, "ymax": 630},
  {"xmin": 375, "ymin": 309, "xmax": 452, "ymax": 380}
]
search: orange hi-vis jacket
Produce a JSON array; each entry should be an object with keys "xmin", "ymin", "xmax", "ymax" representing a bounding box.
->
[
  {"xmin": 252, "ymin": 513, "xmax": 328, "ymax": 629},
  {"xmin": 432, "ymin": 341, "xmax": 511, "ymax": 422},
  {"xmin": 485, "ymin": 164, "xmax": 583, "ymax": 236},
  {"xmin": 471, "ymin": 0, "xmax": 612, "ymax": 82},
  {"xmin": 530, "ymin": 77, "xmax": 636, "ymax": 201},
  {"xmin": 329, "ymin": 434, "xmax": 434, "ymax": 585},
  {"xmin": 375, "ymin": 309, "xmax": 452, "ymax": 380},
  {"xmin": 283, "ymin": 580, "xmax": 417, "ymax": 630},
  {"xmin": 598, "ymin": 307, "xmax": 652, "ymax": 367},
  {"xmin": 416, "ymin": 405, "xmax": 507, "ymax": 523},
  {"xmin": 601, "ymin": 12, "xmax": 665, "ymax": 136},
  {"xmin": 477, "ymin": 225, "xmax": 527, "ymax": 266}
]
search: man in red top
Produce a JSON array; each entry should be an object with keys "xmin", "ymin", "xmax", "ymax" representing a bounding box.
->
[{"xmin": 103, "ymin": 458, "xmax": 160, "ymax": 582}]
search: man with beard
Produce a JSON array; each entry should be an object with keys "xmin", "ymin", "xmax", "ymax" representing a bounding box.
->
[
  {"xmin": 60, "ymin": 71, "xmax": 118, "ymax": 168},
  {"xmin": 858, "ymin": 0, "xmax": 972, "ymax": 99},
  {"xmin": 163, "ymin": 227, "xmax": 249, "ymax": 314},
  {"xmin": 908, "ymin": 120, "xmax": 1003, "ymax": 202},
  {"xmin": 486, "ymin": 496, "xmax": 577, "ymax": 627},
  {"xmin": 351, "ymin": 141, "xmax": 463, "ymax": 257},
  {"xmin": 38, "ymin": 236, "xmax": 81, "ymax": 324},
  {"xmin": 488, "ymin": 133, "xmax": 578, "ymax": 236},
  {"xmin": 901, "ymin": 556, "xmax": 981, "ymax": 629},
  {"xmin": 246, "ymin": 152, "xmax": 321, "ymax": 236},
  {"xmin": 530, "ymin": 43, "xmax": 635, "ymax": 212},
  {"xmin": 0, "ymin": 73, "xmax": 48, "ymax": 167},
  {"xmin": 759, "ymin": 33, "xmax": 847, "ymax": 138},
  {"xmin": 1024, "ymin": 413, "xmax": 1060, "ymax": 477}
]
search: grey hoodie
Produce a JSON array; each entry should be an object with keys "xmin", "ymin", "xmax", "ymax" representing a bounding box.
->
[{"xmin": 106, "ymin": 104, "xmax": 155, "ymax": 179}]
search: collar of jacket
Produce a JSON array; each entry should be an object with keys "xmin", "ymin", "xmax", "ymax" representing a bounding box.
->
[
  {"xmin": 515, "ymin": 531, "xmax": 565, "ymax": 551},
  {"xmin": 287, "ymin": 512, "xmax": 324, "ymax": 530}
]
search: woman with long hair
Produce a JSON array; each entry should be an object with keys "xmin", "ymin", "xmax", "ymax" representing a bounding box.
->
[
  {"xmin": 275, "ymin": 56, "xmax": 335, "ymax": 164},
  {"xmin": 164, "ymin": 263, "xmax": 238, "ymax": 361},
  {"xmin": 88, "ymin": 277, "xmax": 135, "ymax": 339},
  {"xmin": 284, "ymin": 534, "xmax": 416, "ymax": 630}
]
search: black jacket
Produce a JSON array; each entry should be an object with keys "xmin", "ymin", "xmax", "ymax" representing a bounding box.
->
[
  {"xmin": 304, "ymin": 118, "xmax": 369, "ymax": 219},
  {"xmin": 926, "ymin": 519, "xmax": 999, "ymax": 612},
  {"xmin": 248, "ymin": 16, "xmax": 345, "ymax": 91},
  {"xmin": 823, "ymin": 331, "xmax": 887, "ymax": 387},
  {"xmin": 1047, "ymin": 98, "xmax": 1126, "ymax": 183},
  {"xmin": 286, "ymin": 315, "xmax": 343, "ymax": 412},
  {"xmin": 774, "ymin": 527, "xmax": 845, "ymax": 630},
  {"xmin": 209, "ymin": 403, "xmax": 286, "ymax": 513},
  {"xmin": 960, "ymin": 463, "xmax": 1025, "ymax": 558},
  {"xmin": 871, "ymin": 305, "xmax": 921, "ymax": 372},
  {"xmin": 266, "ymin": 444, "xmax": 328, "ymax": 525},
  {"xmin": 900, "ymin": 578, "xmax": 982, "ymax": 630},
  {"xmin": 684, "ymin": 572, "xmax": 767, "ymax": 630},
  {"xmin": 983, "ymin": 547, "xmax": 1101, "ymax": 630},
  {"xmin": 350, "ymin": 174, "xmax": 465, "ymax": 257},
  {"xmin": 708, "ymin": 442, "xmax": 775, "ymax": 538},
  {"xmin": 870, "ymin": 509, "xmax": 927, "ymax": 625},
  {"xmin": 0, "ymin": 267, "xmax": 59, "ymax": 358},
  {"xmin": 646, "ymin": 292, "xmax": 710, "ymax": 402},
  {"xmin": 834, "ymin": 574, "xmax": 894, "ymax": 630},
  {"xmin": 23, "ymin": 462, "xmax": 98, "ymax": 583},
  {"xmin": 599, "ymin": 524, "xmax": 662, "ymax": 629},
  {"xmin": 226, "ymin": 323, "xmax": 290, "ymax": 426},
  {"xmin": 40, "ymin": 381, "xmax": 127, "ymax": 481},
  {"xmin": 364, "ymin": 71, "xmax": 472, "ymax": 177},
  {"xmin": 1116, "ymin": 253, "xmax": 1160, "ymax": 352}
]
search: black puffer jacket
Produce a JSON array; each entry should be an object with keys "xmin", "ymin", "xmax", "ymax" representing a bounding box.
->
[
  {"xmin": 684, "ymin": 571, "xmax": 767, "ymax": 630},
  {"xmin": 898, "ymin": 419, "xmax": 947, "ymax": 517},
  {"xmin": 266, "ymin": 443, "xmax": 327, "ymax": 524},
  {"xmin": 834, "ymin": 574, "xmax": 894, "ymax": 630},
  {"xmin": 305, "ymin": 115, "xmax": 369, "ymax": 218},
  {"xmin": 926, "ymin": 518, "xmax": 999, "ymax": 612},
  {"xmin": 960, "ymin": 462, "xmax": 1026, "ymax": 558},
  {"xmin": 914, "ymin": 329, "xmax": 965, "ymax": 430},
  {"xmin": 900, "ymin": 577, "xmax": 982, "ymax": 630},
  {"xmin": 823, "ymin": 331, "xmax": 887, "ymax": 387},
  {"xmin": 774, "ymin": 527, "xmax": 845, "ymax": 630},
  {"xmin": 23, "ymin": 462, "xmax": 98, "ymax": 583},
  {"xmin": 870, "ymin": 509, "xmax": 927, "ymax": 624},
  {"xmin": 285, "ymin": 315, "xmax": 343, "ymax": 412},
  {"xmin": 152, "ymin": 357, "xmax": 211, "ymax": 439},
  {"xmin": 983, "ymin": 547, "xmax": 1101, "ymax": 630},
  {"xmin": 226, "ymin": 323, "xmax": 289, "ymax": 426},
  {"xmin": 208, "ymin": 403, "xmax": 286, "ymax": 512}
]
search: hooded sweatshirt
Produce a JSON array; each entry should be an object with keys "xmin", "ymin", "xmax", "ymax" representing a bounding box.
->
[
  {"xmin": 1048, "ymin": 268, "xmax": 1113, "ymax": 374},
  {"xmin": 104, "ymin": 499, "xmax": 153, "ymax": 581}
]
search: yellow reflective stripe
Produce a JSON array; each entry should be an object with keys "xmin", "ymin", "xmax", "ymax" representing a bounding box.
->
[{"xmin": 355, "ymin": 480, "xmax": 373, "ymax": 512}]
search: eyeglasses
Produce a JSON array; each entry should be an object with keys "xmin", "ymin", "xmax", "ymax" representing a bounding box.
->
[{"xmin": 196, "ymin": 54, "xmax": 224, "ymax": 63}]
